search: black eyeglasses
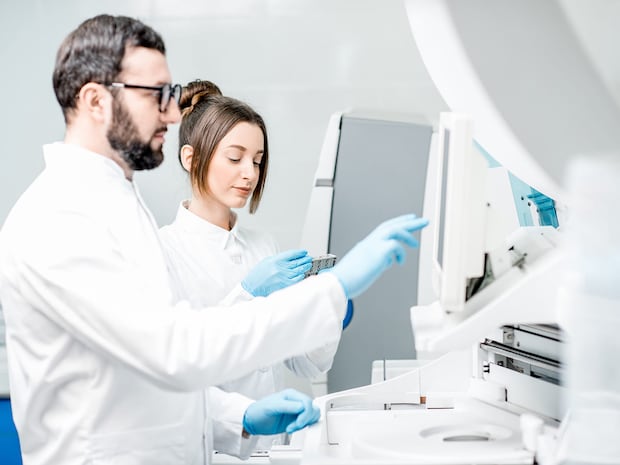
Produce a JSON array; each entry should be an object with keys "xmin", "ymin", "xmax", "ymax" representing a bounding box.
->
[{"xmin": 107, "ymin": 82, "xmax": 182, "ymax": 112}]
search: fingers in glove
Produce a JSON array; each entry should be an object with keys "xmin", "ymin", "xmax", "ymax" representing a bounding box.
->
[
  {"xmin": 268, "ymin": 399, "xmax": 305, "ymax": 416},
  {"xmin": 385, "ymin": 229, "xmax": 421, "ymax": 249},
  {"xmin": 275, "ymin": 249, "xmax": 309, "ymax": 261},
  {"xmin": 402, "ymin": 217, "xmax": 429, "ymax": 233},
  {"xmin": 384, "ymin": 240, "xmax": 407, "ymax": 265},
  {"xmin": 374, "ymin": 215, "xmax": 428, "ymax": 239},
  {"xmin": 285, "ymin": 402, "xmax": 320, "ymax": 434},
  {"xmin": 372, "ymin": 214, "xmax": 418, "ymax": 235},
  {"xmin": 286, "ymin": 255, "xmax": 313, "ymax": 269},
  {"xmin": 288, "ymin": 260, "xmax": 313, "ymax": 275},
  {"xmin": 282, "ymin": 390, "xmax": 316, "ymax": 427},
  {"xmin": 286, "ymin": 273, "xmax": 308, "ymax": 285}
]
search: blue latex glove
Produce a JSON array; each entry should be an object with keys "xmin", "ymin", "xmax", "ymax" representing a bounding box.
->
[
  {"xmin": 242, "ymin": 389, "xmax": 321, "ymax": 436},
  {"xmin": 328, "ymin": 214, "xmax": 429, "ymax": 299},
  {"xmin": 343, "ymin": 299, "xmax": 354, "ymax": 329},
  {"xmin": 241, "ymin": 249, "xmax": 313, "ymax": 297}
]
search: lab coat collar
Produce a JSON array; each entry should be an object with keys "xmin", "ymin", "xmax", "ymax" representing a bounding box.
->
[
  {"xmin": 173, "ymin": 201, "xmax": 247, "ymax": 250},
  {"xmin": 43, "ymin": 142, "xmax": 129, "ymax": 183}
]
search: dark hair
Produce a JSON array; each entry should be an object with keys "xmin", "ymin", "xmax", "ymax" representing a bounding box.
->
[
  {"xmin": 179, "ymin": 80, "xmax": 269, "ymax": 214},
  {"xmin": 53, "ymin": 14, "xmax": 165, "ymax": 121}
]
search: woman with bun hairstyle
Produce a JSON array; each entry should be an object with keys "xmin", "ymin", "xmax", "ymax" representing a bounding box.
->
[{"xmin": 159, "ymin": 80, "xmax": 340, "ymax": 451}]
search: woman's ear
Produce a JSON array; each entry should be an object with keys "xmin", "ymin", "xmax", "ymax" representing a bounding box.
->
[{"xmin": 180, "ymin": 144, "xmax": 194, "ymax": 172}]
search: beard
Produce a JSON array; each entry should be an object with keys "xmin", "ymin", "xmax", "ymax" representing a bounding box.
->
[{"xmin": 106, "ymin": 98, "xmax": 164, "ymax": 171}]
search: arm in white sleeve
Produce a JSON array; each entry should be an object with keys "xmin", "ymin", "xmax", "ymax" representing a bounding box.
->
[
  {"xmin": 209, "ymin": 386, "xmax": 258, "ymax": 459},
  {"xmin": 219, "ymin": 294, "xmax": 340, "ymax": 378},
  {"xmin": 283, "ymin": 339, "xmax": 340, "ymax": 379},
  {"xmin": 218, "ymin": 283, "xmax": 254, "ymax": 306},
  {"xmin": 10, "ymin": 213, "xmax": 347, "ymax": 392}
]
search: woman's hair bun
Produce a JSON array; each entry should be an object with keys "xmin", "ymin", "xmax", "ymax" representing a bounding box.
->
[{"xmin": 179, "ymin": 79, "xmax": 223, "ymax": 117}]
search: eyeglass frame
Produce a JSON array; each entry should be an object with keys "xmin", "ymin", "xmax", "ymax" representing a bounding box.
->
[{"xmin": 106, "ymin": 82, "xmax": 182, "ymax": 112}]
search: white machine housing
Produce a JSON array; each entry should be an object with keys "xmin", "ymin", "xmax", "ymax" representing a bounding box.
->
[{"xmin": 270, "ymin": 109, "xmax": 566, "ymax": 463}]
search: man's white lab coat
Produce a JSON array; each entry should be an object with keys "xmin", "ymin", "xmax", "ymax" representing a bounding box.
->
[
  {"xmin": 0, "ymin": 143, "xmax": 346, "ymax": 465},
  {"xmin": 160, "ymin": 203, "xmax": 339, "ymax": 451}
]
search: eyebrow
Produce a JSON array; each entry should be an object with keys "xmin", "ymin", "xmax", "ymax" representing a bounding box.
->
[{"xmin": 225, "ymin": 144, "xmax": 264, "ymax": 154}]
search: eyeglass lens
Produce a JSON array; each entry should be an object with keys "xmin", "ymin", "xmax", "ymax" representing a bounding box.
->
[{"xmin": 160, "ymin": 84, "xmax": 182, "ymax": 112}]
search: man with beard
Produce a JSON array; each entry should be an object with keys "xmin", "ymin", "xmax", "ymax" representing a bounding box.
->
[{"xmin": 0, "ymin": 14, "xmax": 429, "ymax": 465}]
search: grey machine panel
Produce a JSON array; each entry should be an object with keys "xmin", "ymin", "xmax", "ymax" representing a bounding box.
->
[{"xmin": 327, "ymin": 113, "xmax": 432, "ymax": 393}]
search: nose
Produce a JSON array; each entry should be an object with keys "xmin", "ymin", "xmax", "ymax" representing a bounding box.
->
[
  {"xmin": 162, "ymin": 99, "xmax": 181, "ymax": 124},
  {"xmin": 240, "ymin": 158, "xmax": 258, "ymax": 180}
]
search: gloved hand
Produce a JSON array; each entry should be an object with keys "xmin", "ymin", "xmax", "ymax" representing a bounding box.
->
[
  {"xmin": 327, "ymin": 214, "xmax": 429, "ymax": 299},
  {"xmin": 343, "ymin": 299, "xmax": 354, "ymax": 329},
  {"xmin": 242, "ymin": 389, "xmax": 321, "ymax": 436},
  {"xmin": 241, "ymin": 249, "xmax": 313, "ymax": 297}
]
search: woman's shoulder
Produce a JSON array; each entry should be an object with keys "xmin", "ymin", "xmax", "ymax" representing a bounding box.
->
[
  {"xmin": 158, "ymin": 220, "xmax": 181, "ymax": 247},
  {"xmin": 158, "ymin": 202, "xmax": 187, "ymax": 238}
]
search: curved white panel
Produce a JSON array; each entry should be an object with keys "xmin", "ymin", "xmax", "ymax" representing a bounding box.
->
[
  {"xmin": 405, "ymin": 0, "xmax": 620, "ymax": 203},
  {"xmin": 405, "ymin": 0, "xmax": 561, "ymax": 201}
]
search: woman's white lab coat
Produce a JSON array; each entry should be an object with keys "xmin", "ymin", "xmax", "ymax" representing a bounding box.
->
[
  {"xmin": 160, "ymin": 203, "xmax": 340, "ymax": 451},
  {"xmin": 0, "ymin": 143, "xmax": 346, "ymax": 465}
]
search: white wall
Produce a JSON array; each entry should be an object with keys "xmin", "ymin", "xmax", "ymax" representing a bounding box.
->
[{"xmin": 0, "ymin": 0, "xmax": 446, "ymax": 248}]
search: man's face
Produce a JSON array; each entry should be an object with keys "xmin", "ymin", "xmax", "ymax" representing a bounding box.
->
[
  {"xmin": 106, "ymin": 47, "xmax": 180, "ymax": 171},
  {"xmin": 107, "ymin": 96, "xmax": 163, "ymax": 170}
]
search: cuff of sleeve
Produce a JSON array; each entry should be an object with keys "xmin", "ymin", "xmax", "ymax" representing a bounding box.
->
[
  {"xmin": 306, "ymin": 339, "xmax": 340, "ymax": 371},
  {"xmin": 211, "ymin": 392, "xmax": 257, "ymax": 459},
  {"xmin": 219, "ymin": 283, "xmax": 255, "ymax": 307},
  {"xmin": 311, "ymin": 273, "xmax": 348, "ymax": 321}
]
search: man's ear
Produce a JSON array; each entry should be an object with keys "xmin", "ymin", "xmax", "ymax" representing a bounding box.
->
[
  {"xmin": 180, "ymin": 144, "xmax": 194, "ymax": 172},
  {"xmin": 76, "ymin": 82, "xmax": 111, "ymax": 123}
]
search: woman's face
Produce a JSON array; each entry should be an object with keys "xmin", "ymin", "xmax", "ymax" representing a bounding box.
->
[{"xmin": 203, "ymin": 121, "xmax": 264, "ymax": 210}]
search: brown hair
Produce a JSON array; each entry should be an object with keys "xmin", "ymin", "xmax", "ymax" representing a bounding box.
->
[
  {"xmin": 179, "ymin": 80, "xmax": 269, "ymax": 214},
  {"xmin": 53, "ymin": 14, "xmax": 165, "ymax": 121}
]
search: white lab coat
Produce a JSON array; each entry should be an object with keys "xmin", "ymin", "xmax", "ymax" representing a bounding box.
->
[
  {"xmin": 0, "ymin": 143, "xmax": 346, "ymax": 465},
  {"xmin": 160, "ymin": 203, "xmax": 340, "ymax": 450}
]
